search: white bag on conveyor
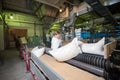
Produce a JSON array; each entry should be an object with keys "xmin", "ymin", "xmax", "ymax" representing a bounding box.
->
[
  {"xmin": 49, "ymin": 37, "xmax": 82, "ymax": 61},
  {"xmin": 31, "ymin": 46, "xmax": 45, "ymax": 57},
  {"xmin": 82, "ymin": 37, "xmax": 105, "ymax": 55}
]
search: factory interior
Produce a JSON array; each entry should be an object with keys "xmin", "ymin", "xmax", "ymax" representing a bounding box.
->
[{"xmin": 0, "ymin": 0, "xmax": 120, "ymax": 80}]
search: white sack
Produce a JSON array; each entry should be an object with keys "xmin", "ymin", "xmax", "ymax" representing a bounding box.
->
[
  {"xmin": 82, "ymin": 37, "xmax": 105, "ymax": 55},
  {"xmin": 77, "ymin": 40, "xmax": 84, "ymax": 46},
  {"xmin": 49, "ymin": 37, "xmax": 82, "ymax": 61},
  {"xmin": 31, "ymin": 47, "xmax": 45, "ymax": 57}
]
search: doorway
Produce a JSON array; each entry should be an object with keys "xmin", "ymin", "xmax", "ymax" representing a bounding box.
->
[{"xmin": 8, "ymin": 28, "xmax": 27, "ymax": 48}]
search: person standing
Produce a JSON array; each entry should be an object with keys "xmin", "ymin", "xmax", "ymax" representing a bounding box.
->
[
  {"xmin": 13, "ymin": 35, "xmax": 20, "ymax": 50},
  {"xmin": 51, "ymin": 31, "xmax": 62, "ymax": 50}
]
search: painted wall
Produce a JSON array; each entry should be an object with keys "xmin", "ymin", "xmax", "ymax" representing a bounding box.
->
[
  {"xmin": 4, "ymin": 11, "xmax": 43, "ymax": 37},
  {"xmin": 0, "ymin": 22, "xmax": 4, "ymax": 50}
]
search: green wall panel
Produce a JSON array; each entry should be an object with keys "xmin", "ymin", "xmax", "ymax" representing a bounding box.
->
[{"xmin": 4, "ymin": 11, "xmax": 43, "ymax": 37}]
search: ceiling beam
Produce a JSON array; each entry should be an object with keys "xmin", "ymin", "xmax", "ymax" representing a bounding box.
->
[
  {"xmin": 34, "ymin": 3, "xmax": 42, "ymax": 14},
  {"xmin": 35, "ymin": 0, "xmax": 60, "ymax": 9},
  {"xmin": 2, "ymin": 0, "xmax": 35, "ymax": 15}
]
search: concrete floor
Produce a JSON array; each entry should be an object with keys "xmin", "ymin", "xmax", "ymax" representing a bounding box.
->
[{"xmin": 0, "ymin": 48, "xmax": 33, "ymax": 80}]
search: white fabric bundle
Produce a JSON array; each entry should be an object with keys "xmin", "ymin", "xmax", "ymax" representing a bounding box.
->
[
  {"xmin": 31, "ymin": 46, "xmax": 45, "ymax": 57},
  {"xmin": 49, "ymin": 37, "xmax": 82, "ymax": 61},
  {"xmin": 81, "ymin": 37, "xmax": 105, "ymax": 55},
  {"xmin": 51, "ymin": 37, "xmax": 62, "ymax": 50}
]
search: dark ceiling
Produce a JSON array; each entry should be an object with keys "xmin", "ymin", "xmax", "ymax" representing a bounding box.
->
[
  {"xmin": 1, "ymin": 0, "xmax": 120, "ymax": 16},
  {"xmin": 1, "ymin": 0, "xmax": 120, "ymax": 25},
  {"xmin": 107, "ymin": 2, "xmax": 120, "ymax": 15}
]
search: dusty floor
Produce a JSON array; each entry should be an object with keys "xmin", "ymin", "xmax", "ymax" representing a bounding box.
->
[{"xmin": 0, "ymin": 48, "xmax": 33, "ymax": 80}]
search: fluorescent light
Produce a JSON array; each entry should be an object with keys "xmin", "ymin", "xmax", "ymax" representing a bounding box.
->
[
  {"xmin": 59, "ymin": 9, "xmax": 63, "ymax": 12},
  {"xmin": 10, "ymin": 14, "xmax": 13, "ymax": 19}
]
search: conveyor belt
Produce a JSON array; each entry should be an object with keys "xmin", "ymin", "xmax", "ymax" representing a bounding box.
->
[
  {"xmin": 66, "ymin": 59, "xmax": 104, "ymax": 77},
  {"xmin": 72, "ymin": 53, "xmax": 107, "ymax": 69},
  {"xmin": 66, "ymin": 53, "xmax": 111, "ymax": 77},
  {"xmin": 44, "ymin": 47, "xmax": 109, "ymax": 77},
  {"xmin": 31, "ymin": 53, "xmax": 64, "ymax": 80},
  {"xmin": 31, "ymin": 53, "xmax": 104, "ymax": 80},
  {"xmin": 30, "ymin": 60, "xmax": 47, "ymax": 80}
]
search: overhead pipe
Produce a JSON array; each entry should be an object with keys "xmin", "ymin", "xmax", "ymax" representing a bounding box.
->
[
  {"xmin": 64, "ymin": 6, "xmax": 92, "ymax": 27},
  {"xmin": 103, "ymin": 0, "xmax": 120, "ymax": 6},
  {"xmin": 83, "ymin": 0, "xmax": 118, "ymax": 25}
]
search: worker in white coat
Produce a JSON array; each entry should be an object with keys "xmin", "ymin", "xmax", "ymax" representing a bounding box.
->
[{"xmin": 51, "ymin": 31, "xmax": 62, "ymax": 50}]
